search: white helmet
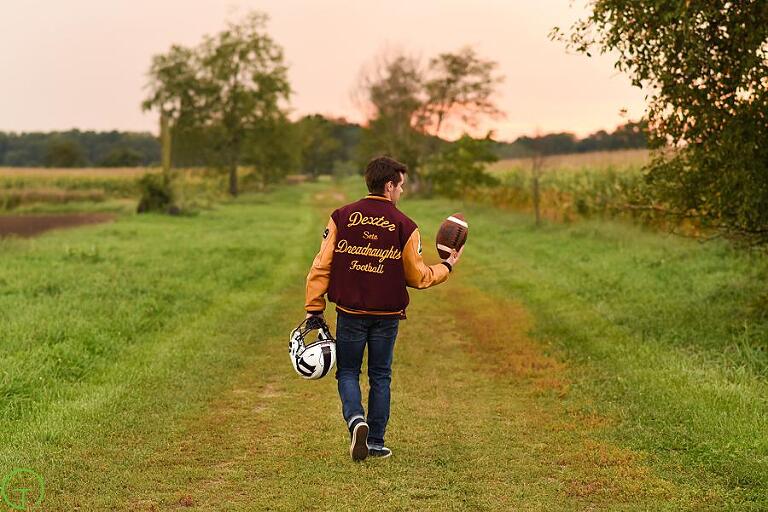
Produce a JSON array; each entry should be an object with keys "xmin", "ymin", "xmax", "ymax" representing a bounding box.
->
[{"xmin": 289, "ymin": 316, "xmax": 336, "ymax": 379}]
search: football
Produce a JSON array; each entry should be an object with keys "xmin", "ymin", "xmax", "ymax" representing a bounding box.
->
[{"xmin": 435, "ymin": 213, "xmax": 468, "ymax": 259}]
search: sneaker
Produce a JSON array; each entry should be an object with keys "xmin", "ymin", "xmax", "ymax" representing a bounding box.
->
[
  {"xmin": 367, "ymin": 445, "xmax": 392, "ymax": 458},
  {"xmin": 349, "ymin": 418, "xmax": 369, "ymax": 461}
]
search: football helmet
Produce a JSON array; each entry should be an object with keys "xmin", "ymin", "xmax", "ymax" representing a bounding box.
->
[{"xmin": 289, "ymin": 315, "xmax": 336, "ymax": 379}]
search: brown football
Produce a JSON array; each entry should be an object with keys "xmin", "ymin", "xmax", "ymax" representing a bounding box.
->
[{"xmin": 436, "ymin": 213, "xmax": 468, "ymax": 259}]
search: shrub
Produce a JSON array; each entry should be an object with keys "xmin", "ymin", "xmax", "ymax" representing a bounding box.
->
[{"xmin": 136, "ymin": 173, "xmax": 175, "ymax": 214}]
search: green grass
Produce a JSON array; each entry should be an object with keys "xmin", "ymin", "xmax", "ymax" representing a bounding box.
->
[
  {"xmin": 395, "ymin": 191, "xmax": 768, "ymax": 508},
  {"xmin": 0, "ymin": 184, "xmax": 318, "ymax": 503},
  {"xmin": 1, "ymin": 177, "xmax": 766, "ymax": 510}
]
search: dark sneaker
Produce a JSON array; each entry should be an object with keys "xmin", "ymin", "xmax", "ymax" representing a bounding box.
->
[
  {"xmin": 368, "ymin": 445, "xmax": 392, "ymax": 458},
  {"xmin": 349, "ymin": 419, "xmax": 369, "ymax": 461}
]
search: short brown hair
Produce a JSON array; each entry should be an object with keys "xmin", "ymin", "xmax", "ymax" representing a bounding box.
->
[{"xmin": 364, "ymin": 156, "xmax": 407, "ymax": 194}]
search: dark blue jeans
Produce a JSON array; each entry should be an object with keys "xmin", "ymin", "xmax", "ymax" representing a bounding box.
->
[{"xmin": 335, "ymin": 312, "xmax": 399, "ymax": 448}]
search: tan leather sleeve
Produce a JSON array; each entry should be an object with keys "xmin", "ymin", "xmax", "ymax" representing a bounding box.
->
[
  {"xmin": 403, "ymin": 228, "xmax": 450, "ymax": 289},
  {"xmin": 305, "ymin": 218, "xmax": 337, "ymax": 312}
]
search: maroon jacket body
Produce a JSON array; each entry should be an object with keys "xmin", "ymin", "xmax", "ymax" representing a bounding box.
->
[{"xmin": 305, "ymin": 194, "xmax": 450, "ymax": 317}]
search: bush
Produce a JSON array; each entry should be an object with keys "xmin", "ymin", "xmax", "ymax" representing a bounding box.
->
[
  {"xmin": 422, "ymin": 136, "xmax": 499, "ymax": 198},
  {"xmin": 136, "ymin": 173, "xmax": 175, "ymax": 214}
]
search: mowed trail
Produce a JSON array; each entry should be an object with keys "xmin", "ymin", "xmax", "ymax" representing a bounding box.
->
[{"xmin": 81, "ymin": 186, "xmax": 682, "ymax": 510}]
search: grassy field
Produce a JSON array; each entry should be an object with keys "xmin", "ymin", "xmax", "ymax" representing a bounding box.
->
[
  {"xmin": 0, "ymin": 177, "xmax": 766, "ymax": 510},
  {"xmin": 0, "ymin": 166, "xmax": 251, "ymax": 214},
  {"xmin": 487, "ymin": 149, "xmax": 650, "ymax": 176}
]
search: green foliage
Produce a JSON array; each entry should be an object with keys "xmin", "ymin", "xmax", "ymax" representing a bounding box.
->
[
  {"xmin": 241, "ymin": 117, "xmax": 299, "ymax": 189},
  {"xmin": 490, "ymin": 122, "xmax": 648, "ymax": 160},
  {"xmin": 98, "ymin": 147, "xmax": 144, "ymax": 167},
  {"xmin": 143, "ymin": 11, "xmax": 292, "ymax": 196},
  {"xmin": 422, "ymin": 135, "xmax": 499, "ymax": 197},
  {"xmin": 555, "ymin": 1, "xmax": 768, "ymax": 246},
  {"xmin": 44, "ymin": 138, "xmax": 87, "ymax": 168},
  {"xmin": 327, "ymin": 118, "xmax": 363, "ymax": 164},
  {"xmin": 0, "ymin": 130, "xmax": 160, "ymax": 167},
  {"xmin": 357, "ymin": 48, "xmax": 503, "ymax": 190},
  {"xmin": 136, "ymin": 173, "xmax": 174, "ymax": 214},
  {"xmin": 295, "ymin": 114, "xmax": 343, "ymax": 177}
]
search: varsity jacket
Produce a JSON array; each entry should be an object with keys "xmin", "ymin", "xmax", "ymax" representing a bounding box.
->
[{"xmin": 305, "ymin": 194, "xmax": 451, "ymax": 317}]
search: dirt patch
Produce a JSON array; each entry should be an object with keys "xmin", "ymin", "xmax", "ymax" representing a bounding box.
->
[
  {"xmin": 0, "ymin": 212, "xmax": 115, "ymax": 238},
  {"xmin": 449, "ymin": 283, "xmax": 569, "ymax": 395}
]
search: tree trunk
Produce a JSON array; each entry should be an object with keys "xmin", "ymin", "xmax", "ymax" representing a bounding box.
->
[
  {"xmin": 228, "ymin": 163, "xmax": 238, "ymax": 197},
  {"xmin": 532, "ymin": 169, "xmax": 541, "ymax": 227},
  {"xmin": 160, "ymin": 113, "xmax": 172, "ymax": 188}
]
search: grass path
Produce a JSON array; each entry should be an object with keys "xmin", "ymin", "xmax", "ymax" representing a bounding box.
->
[
  {"xmin": 47, "ymin": 183, "xmax": 689, "ymax": 511},
  {"xmin": 6, "ymin": 180, "xmax": 764, "ymax": 510},
  {"xmin": 97, "ymin": 265, "xmax": 683, "ymax": 511}
]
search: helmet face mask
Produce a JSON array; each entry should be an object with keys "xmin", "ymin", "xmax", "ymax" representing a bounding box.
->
[{"xmin": 289, "ymin": 317, "xmax": 336, "ymax": 380}]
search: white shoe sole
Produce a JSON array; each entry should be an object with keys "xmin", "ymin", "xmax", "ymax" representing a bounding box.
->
[
  {"xmin": 368, "ymin": 448, "xmax": 392, "ymax": 458},
  {"xmin": 350, "ymin": 423, "xmax": 369, "ymax": 461}
]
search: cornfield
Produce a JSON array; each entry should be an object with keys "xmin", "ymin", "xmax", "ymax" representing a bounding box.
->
[{"xmin": 475, "ymin": 149, "xmax": 664, "ymax": 226}]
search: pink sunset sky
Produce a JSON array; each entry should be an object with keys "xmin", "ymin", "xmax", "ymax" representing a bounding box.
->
[{"xmin": 0, "ymin": 0, "xmax": 646, "ymax": 142}]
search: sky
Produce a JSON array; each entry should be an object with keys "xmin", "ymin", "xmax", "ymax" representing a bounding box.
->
[{"xmin": 0, "ymin": 0, "xmax": 646, "ymax": 142}]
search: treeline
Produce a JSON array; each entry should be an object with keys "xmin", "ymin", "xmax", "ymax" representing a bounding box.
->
[
  {"xmin": 0, "ymin": 130, "xmax": 160, "ymax": 167},
  {"xmin": 493, "ymin": 120, "xmax": 648, "ymax": 159},
  {"xmin": 292, "ymin": 117, "xmax": 648, "ymax": 175},
  {"xmin": 0, "ymin": 119, "xmax": 646, "ymax": 170}
]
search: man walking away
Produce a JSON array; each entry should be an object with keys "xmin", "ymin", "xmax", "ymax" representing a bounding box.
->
[{"xmin": 304, "ymin": 156, "xmax": 463, "ymax": 461}]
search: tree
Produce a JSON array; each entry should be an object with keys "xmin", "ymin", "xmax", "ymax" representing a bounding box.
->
[
  {"xmin": 44, "ymin": 138, "xmax": 88, "ymax": 168},
  {"xmin": 98, "ymin": 147, "xmax": 144, "ymax": 167},
  {"xmin": 517, "ymin": 133, "xmax": 578, "ymax": 156},
  {"xmin": 553, "ymin": 2, "xmax": 768, "ymax": 245},
  {"xmin": 356, "ymin": 48, "xmax": 503, "ymax": 192},
  {"xmin": 356, "ymin": 53, "xmax": 427, "ymax": 176},
  {"xmin": 422, "ymin": 135, "xmax": 499, "ymax": 198},
  {"xmin": 0, "ymin": 133, "xmax": 7, "ymax": 164},
  {"xmin": 421, "ymin": 47, "xmax": 504, "ymax": 138},
  {"xmin": 296, "ymin": 115, "xmax": 343, "ymax": 178},
  {"xmin": 143, "ymin": 11, "xmax": 292, "ymax": 196},
  {"xmin": 241, "ymin": 116, "xmax": 300, "ymax": 189},
  {"xmin": 327, "ymin": 118, "xmax": 363, "ymax": 164}
]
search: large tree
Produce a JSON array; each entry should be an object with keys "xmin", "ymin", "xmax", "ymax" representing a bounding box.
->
[
  {"xmin": 554, "ymin": 1, "xmax": 768, "ymax": 245},
  {"xmin": 357, "ymin": 54, "xmax": 427, "ymax": 175},
  {"xmin": 295, "ymin": 114, "xmax": 343, "ymax": 178},
  {"xmin": 421, "ymin": 47, "xmax": 504, "ymax": 138},
  {"xmin": 143, "ymin": 11, "xmax": 291, "ymax": 196},
  {"xmin": 356, "ymin": 48, "xmax": 503, "ymax": 192}
]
